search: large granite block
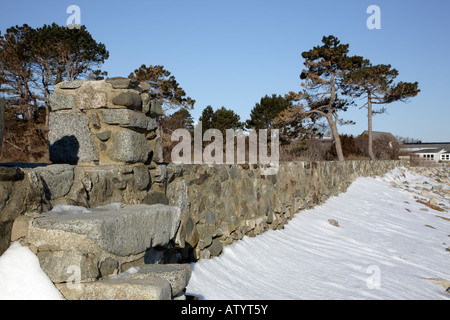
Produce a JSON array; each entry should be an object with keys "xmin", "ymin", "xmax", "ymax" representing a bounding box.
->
[
  {"xmin": 49, "ymin": 112, "xmax": 99, "ymax": 164},
  {"xmin": 107, "ymin": 130, "xmax": 153, "ymax": 164}
]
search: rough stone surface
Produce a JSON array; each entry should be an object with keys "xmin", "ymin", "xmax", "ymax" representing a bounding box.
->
[
  {"xmin": 207, "ymin": 238, "xmax": 223, "ymax": 257},
  {"xmin": 37, "ymin": 250, "xmax": 99, "ymax": 283},
  {"xmin": 96, "ymin": 130, "xmax": 111, "ymax": 141},
  {"xmin": 78, "ymin": 92, "xmax": 107, "ymax": 110},
  {"xmin": 33, "ymin": 164, "xmax": 74, "ymax": 200},
  {"xmin": 32, "ymin": 204, "xmax": 181, "ymax": 256},
  {"xmin": 143, "ymin": 192, "xmax": 169, "ymax": 205},
  {"xmin": 150, "ymin": 99, "xmax": 163, "ymax": 117},
  {"xmin": 57, "ymin": 80, "xmax": 84, "ymax": 89},
  {"xmin": 133, "ymin": 165, "xmax": 150, "ymax": 191},
  {"xmin": 56, "ymin": 277, "xmax": 171, "ymax": 300},
  {"xmin": 130, "ymin": 264, "xmax": 192, "ymax": 297},
  {"xmin": 105, "ymin": 77, "xmax": 139, "ymax": 90},
  {"xmin": 112, "ymin": 92, "xmax": 142, "ymax": 110},
  {"xmin": 107, "ymin": 130, "xmax": 152, "ymax": 164},
  {"xmin": 101, "ymin": 109, "xmax": 157, "ymax": 131},
  {"xmin": 49, "ymin": 93, "xmax": 75, "ymax": 111},
  {"xmin": 49, "ymin": 113, "xmax": 99, "ymax": 163}
]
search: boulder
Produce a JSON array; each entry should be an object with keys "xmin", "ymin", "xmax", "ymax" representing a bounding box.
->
[
  {"xmin": 149, "ymin": 99, "xmax": 163, "ymax": 117},
  {"xmin": 57, "ymin": 80, "xmax": 84, "ymax": 89},
  {"xmin": 56, "ymin": 277, "xmax": 171, "ymax": 300},
  {"xmin": 78, "ymin": 92, "xmax": 107, "ymax": 110},
  {"xmin": 112, "ymin": 92, "xmax": 142, "ymax": 110},
  {"xmin": 105, "ymin": 77, "xmax": 139, "ymax": 90},
  {"xmin": 32, "ymin": 164, "xmax": 74, "ymax": 200},
  {"xmin": 107, "ymin": 130, "xmax": 152, "ymax": 164},
  {"xmin": 101, "ymin": 109, "xmax": 157, "ymax": 131},
  {"xmin": 49, "ymin": 112, "xmax": 99, "ymax": 164},
  {"xmin": 49, "ymin": 93, "xmax": 75, "ymax": 111},
  {"xmin": 130, "ymin": 264, "xmax": 192, "ymax": 297},
  {"xmin": 37, "ymin": 250, "xmax": 99, "ymax": 283},
  {"xmin": 31, "ymin": 204, "xmax": 181, "ymax": 256}
]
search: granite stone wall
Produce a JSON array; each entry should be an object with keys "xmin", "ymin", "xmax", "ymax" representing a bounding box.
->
[{"xmin": 0, "ymin": 160, "xmax": 408, "ymax": 260}]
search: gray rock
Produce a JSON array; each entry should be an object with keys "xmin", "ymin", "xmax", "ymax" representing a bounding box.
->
[
  {"xmin": 58, "ymin": 80, "xmax": 84, "ymax": 89},
  {"xmin": 37, "ymin": 250, "xmax": 99, "ymax": 283},
  {"xmin": 49, "ymin": 93, "xmax": 75, "ymax": 111},
  {"xmin": 101, "ymin": 109, "xmax": 157, "ymax": 131},
  {"xmin": 96, "ymin": 131, "xmax": 111, "ymax": 141},
  {"xmin": 142, "ymin": 192, "xmax": 169, "ymax": 205},
  {"xmin": 100, "ymin": 257, "xmax": 119, "ymax": 278},
  {"xmin": 107, "ymin": 130, "xmax": 152, "ymax": 164},
  {"xmin": 133, "ymin": 165, "xmax": 150, "ymax": 191},
  {"xmin": 49, "ymin": 112, "xmax": 99, "ymax": 164},
  {"xmin": 207, "ymin": 238, "xmax": 223, "ymax": 257},
  {"xmin": 105, "ymin": 77, "xmax": 139, "ymax": 90},
  {"xmin": 112, "ymin": 92, "xmax": 142, "ymax": 110},
  {"xmin": 141, "ymin": 93, "xmax": 151, "ymax": 115},
  {"xmin": 90, "ymin": 112, "xmax": 101, "ymax": 129},
  {"xmin": 56, "ymin": 276, "xmax": 171, "ymax": 300},
  {"xmin": 78, "ymin": 92, "xmax": 107, "ymax": 110},
  {"xmin": 149, "ymin": 100, "xmax": 163, "ymax": 117},
  {"xmin": 33, "ymin": 204, "xmax": 181, "ymax": 256},
  {"xmin": 130, "ymin": 264, "xmax": 192, "ymax": 297},
  {"xmin": 33, "ymin": 164, "xmax": 74, "ymax": 200}
]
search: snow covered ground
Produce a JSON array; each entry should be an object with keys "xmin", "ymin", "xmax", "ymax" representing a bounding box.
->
[
  {"xmin": 0, "ymin": 167, "xmax": 448, "ymax": 300},
  {"xmin": 186, "ymin": 167, "xmax": 450, "ymax": 300}
]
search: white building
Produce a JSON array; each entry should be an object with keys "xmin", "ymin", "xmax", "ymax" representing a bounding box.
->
[{"xmin": 401, "ymin": 143, "xmax": 450, "ymax": 163}]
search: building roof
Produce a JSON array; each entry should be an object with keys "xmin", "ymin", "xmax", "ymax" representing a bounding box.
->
[
  {"xmin": 361, "ymin": 131, "xmax": 397, "ymax": 141},
  {"xmin": 402, "ymin": 142, "xmax": 450, "ymax": 154}
]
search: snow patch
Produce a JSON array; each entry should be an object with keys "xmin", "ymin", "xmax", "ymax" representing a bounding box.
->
[{"xmin": 0, "ymin": 242, "xmax": 64, "ymax": 300}]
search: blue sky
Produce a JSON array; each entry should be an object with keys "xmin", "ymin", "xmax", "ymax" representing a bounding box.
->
[{"xmin": 1, "ymin": 0, "xmax": 449, "ymax": 142}]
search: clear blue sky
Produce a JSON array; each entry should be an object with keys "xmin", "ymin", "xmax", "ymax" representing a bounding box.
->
[{"xmin": 1, "ymin": 0, "xmax": 449, "ymax": 142}]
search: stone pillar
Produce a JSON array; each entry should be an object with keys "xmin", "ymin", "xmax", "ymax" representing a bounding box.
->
[{"xmin": 48, "ymin": 78, "xmax": 163, "ymax": 165}]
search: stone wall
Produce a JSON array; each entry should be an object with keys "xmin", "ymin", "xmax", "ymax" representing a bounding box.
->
[
  {"xmin": 0, "ymin": 160, "xmax": 408, "ymax": 261},
  {"xmin": 49, "ymin": 78, "xmax": 162, "ymax": 165}
]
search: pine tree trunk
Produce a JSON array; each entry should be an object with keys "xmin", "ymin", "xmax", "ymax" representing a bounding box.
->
[
  {"xmin": 327, "ymin": 114, "xmax": 345, "ymax": 161},
  {"xmin": 367, "ymin": 98, "xmax": 376, "ymax": 161}
]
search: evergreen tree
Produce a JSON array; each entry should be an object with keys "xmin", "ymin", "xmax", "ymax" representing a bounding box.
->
[
  {"xmin": 129, "ymin": 64, "xmax": 195, "ymax": 112},
  {"xmin": 199, "ymin": 105, "xmax": 214, "ymax": 134},
  {"xmin": 199, "ymin": 105, "xmax": 243, "ymax": 135},
  {"xmin": 0, "ymin": 23, "xmax": 109, "ymax": 125},
  {"xmin": 162, "ymin": 108, "xmax": 194, "ymax": 133},
  {"xmin": 211, "ymin": 106, "xmax": 243, "ymax": 135},
  {"xmin": 246, "ymin": 94, "xmax": 291, "ymax": 131},
  {"xmin": 344, "ymin": 62, "xmax": 419, "ymax": 160},
  {"xmin": 286, "ymin": 35, "xmax": 364, "ymax": 161}
]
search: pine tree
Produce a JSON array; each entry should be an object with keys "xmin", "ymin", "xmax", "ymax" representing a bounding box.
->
[
  {"xmin": 286, "ymin": 35, "xmax": 364, "ymax": 161},
  {"xmin": 344, "ymin": 62, "xmax": 419, "ymax": 160},
  {"xmin": 129, "ymin": 64, "xmax": 195, "ymax": 112},
  {"xmin": 246, "ymin": 94, "xmax": 291, "ymax": 131}
]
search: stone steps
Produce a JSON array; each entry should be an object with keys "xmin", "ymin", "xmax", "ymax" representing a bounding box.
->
[
  {"xmin": 13, "ymin": 203, "xmax": 192, "ymax": 300},
  {"xmin": 56, "ymin": 264, "xmax": 192, "ymax": 300}
]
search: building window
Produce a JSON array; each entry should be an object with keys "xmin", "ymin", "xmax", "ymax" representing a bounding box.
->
[{"xmin": 442, "ymin": 154, "xmax": 450, "ymax": 161}]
